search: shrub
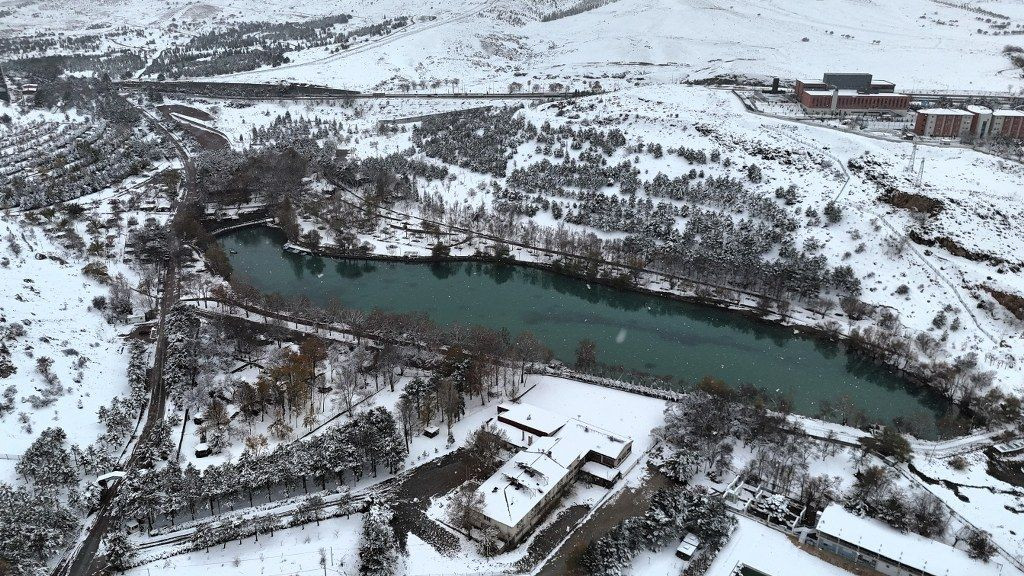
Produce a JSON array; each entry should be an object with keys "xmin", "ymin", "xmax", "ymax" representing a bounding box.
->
[
  {"xmin": 966, "ymin": 528, "xmax": 997, "ymax": 561},
  {"xmin": 860, "ymin": 427, "xmax": 912, "ymax": 462}
]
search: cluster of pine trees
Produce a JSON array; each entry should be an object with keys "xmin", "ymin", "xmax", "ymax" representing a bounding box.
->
[
  {"xmin": 143, "ymin": 14, "xmax": 411, "ymax": 79},
  {"xmin": 111, "ymin": 406, "xmax": 406, "ymax": 531},
  {"xmin": 413, "ymin": 106, "xmax": 532, "ymax": 177},
  {"xmin": 1, "ymin": 427, "xmax": 81, "ymax": 575},
  {"xmin": 580, "ymin": 485, "xmax": 735, "ymax": 576}
]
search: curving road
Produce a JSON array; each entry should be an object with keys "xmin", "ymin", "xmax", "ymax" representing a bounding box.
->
[{"xmin": 53, "ymin": 100, "xmax": 194, "ymax": 576}]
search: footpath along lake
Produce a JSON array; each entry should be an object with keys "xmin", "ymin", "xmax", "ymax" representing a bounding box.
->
[{"xmin": 221, "ymin": 226, "xmax": 954, "ymax": 438}]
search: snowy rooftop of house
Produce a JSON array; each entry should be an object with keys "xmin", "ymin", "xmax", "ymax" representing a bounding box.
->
[
  {"xmin": 917, "ymin": 108, "xmax": 973, "ymax": 116},
  {"xmin": 477, "ymin": 435, "xmax": 576, "ymax": 529},
  {"xmin": 558, "ymin": 419, "xmax": 632, "ymax": 462},
  {"xmin": 580, "ymin": 460, "xmax": 620, "ymax": 481},
  {"xmin": 478, "ymin": 404, "xmax": 632, "ymax": 529},
  {"xmin": 816, "ymin": 504, "xmax": 1005, "ymax": 576},
  {"xmin": 495, "ymin": 404, "xmax": 632, "ymax": 461},
  {"xmin": 966, "ymin": 105, "xmax": 992, "ymax": 114},
  {"xmin": 993, "ymin": 109, "xmax": 1024, "ymax": 117},
  {"xmin": 498, "ymin": 402, "xmax": 569, "ymax": 436}
]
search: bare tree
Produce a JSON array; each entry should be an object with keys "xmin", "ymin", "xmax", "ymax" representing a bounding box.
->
[{"xmin": 447, "ymin": 481, "xmax": 484, "ymax": 537}]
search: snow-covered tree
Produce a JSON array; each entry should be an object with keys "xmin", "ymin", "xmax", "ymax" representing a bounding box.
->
[
  {"xmin": 447, "ymin": 481, "xmax": 484, "ymax": 535},
  {"xmin": 0, "ymin": 482, "xmax": 78, "ymax": 574},
  {"xmin": 16, "ymin": 427, "xmax": 78, "ymax": 490},
  {"xmin": 164, "ymin": 305, "xmax": 201, "ymax": 409},
  {"xmin": 358, "ymin": 503, "xmax": 401, "ymax": 576},
  {"xmin": 103, "ymin": 528, "xmax": 136, "ymax": 571}
]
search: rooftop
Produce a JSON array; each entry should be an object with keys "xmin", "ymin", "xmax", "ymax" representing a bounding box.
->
[
  {"xmin": 993, "ymin": 109, "xmax": 1024, "ymax": 117},
  {"xmin": 498, "ymin": 402, "xmax": 569, "ymax": 436},
  {"xmin": 478, "ymin": 403, "xmax": 632, "ymax": 530},
  {"xmin": 676, "ymin": 532, "xmax": 701, "ymax": 556},
  {"xmin": 802, "ymin": 89, "xmax": 907, "ymax": 97},
  {"xmin": 917, "ymin": 108, "xmax": 973, "ymax": 116},
  {"xmin": 993, "ymin": 438, "xmax": 1024, "ymax": 453},
  {"xmin": 816, "ymin": 504, "xmax": 1005, "ymax": 576},
  {"xmin": 477, "ymin": 435, "xmax": 576, "ymax": 529}
]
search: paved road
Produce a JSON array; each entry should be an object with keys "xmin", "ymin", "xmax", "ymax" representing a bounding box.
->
[
  {"xmin": 54, "ymin": 99, "xmax": 194, "ymax": 576},
  {"xmin": 535, "ymin": 470, "xmax": 670, "ymax": 576}
]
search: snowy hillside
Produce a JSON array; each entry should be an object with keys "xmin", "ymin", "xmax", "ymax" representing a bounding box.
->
[
  {"xmin": 0, "ymin": 218, "xmax": 131, "ymax": 472},
  {"xmin": 191, "ymin": 83, "xmax": 1024, "ymax": 398},
  {"xmin": 5, "ymin": 0, "xmax": 1024, "ymax": 91}
]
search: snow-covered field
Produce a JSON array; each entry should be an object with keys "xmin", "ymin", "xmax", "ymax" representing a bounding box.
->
[
  {"xmin": 5, "ymin": 0, "xmax": 1024, "ymax": 92},
  {"xmin": 126, "ymin": 514, "xmax": 364, "ymax": 576},
  {"xmin": 0, "ymin": 218, "xmax": 132, "ymax": 469},
  {"xmin": 913, "ymin": 450, "xmax": 1024, "ymax": 567}
]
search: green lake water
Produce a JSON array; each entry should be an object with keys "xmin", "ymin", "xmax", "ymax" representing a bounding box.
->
[{"xmin": 221, "ymin": 226, "xmax": 952, "ymax": 438}]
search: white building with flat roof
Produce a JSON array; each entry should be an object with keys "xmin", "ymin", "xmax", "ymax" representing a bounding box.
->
[
  {"xmin": 496, "ymin": 402, "xmax": 568, "ymax": 437},
  {"xmin": 816, "ymin": 504, "xmax": 1005, "ymax": 576},
  {"xmin": 471, "ymin": 403, "xmax": 632, "ymax": 547}
]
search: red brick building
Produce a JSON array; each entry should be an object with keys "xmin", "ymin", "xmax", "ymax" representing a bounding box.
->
[
  {"xmin": 794, "ymin": 73, "xmax": 909, "ymax": 114},
  {"xmin": 915, "ymin": 107, "xmax": 1024, "ymax": 140},
  {"xmin": 913, "ymin": 109, "xmax": 972, "ymax": 138},
  {"xmin": 991, "ymin": 109, "xmax": 1024, "ymax": 138}
]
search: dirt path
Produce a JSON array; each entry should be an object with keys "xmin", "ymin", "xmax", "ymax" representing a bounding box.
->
[
  {"xmin": 157, "ymin": 103, "xmax": 214, "ymax": 122},
  {"xmin": 391, "ymin": 447, "xmax": 501, "ymax": 556},
  {"xmin": 512, "ymin": 504, "xmax": 590, "ymax": 573},
  {"xmin": 535, "ymin": 469, "xmax": 670, "ymax": 576}
]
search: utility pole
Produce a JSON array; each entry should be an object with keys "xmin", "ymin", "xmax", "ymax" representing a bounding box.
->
[
  {"xmin": 906, "ymin": 143, "xmax": 918, "ymax": 173},
  {"xmin": 916, "ymin": 158, "xmax": 925, "ymax": 189}
]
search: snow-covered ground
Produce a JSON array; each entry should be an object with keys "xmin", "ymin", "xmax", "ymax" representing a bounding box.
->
[
  {"xmin": 632, "ymin": 515, "xmax": 855, "ymax": 576},
  {"xmin": 6, "ymin": 0, "xmax": 1024, "ymax": 92},
  {"xmin": 912, "ymin": 450, "xmax": 1024, "ymax": 569},
  {"xmin": 126, "ymin": 513, "xmax": 364, "ymax": 576},
  {"xmin": 189, "ymin": 82, "xmax": 1024, "ymax": 397},
  {"xmin": 0, "ymin": 217, "xmax": 132, "ymax": 469}
]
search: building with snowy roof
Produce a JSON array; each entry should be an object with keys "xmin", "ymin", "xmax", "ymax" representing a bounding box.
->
[
  {"xmin": 815, "ymin": 504, "xmax": 1005, "ymax": 576},
  {"xmin": 914, "ymin": 106, "xmax": 1024, "ymax": 140},
  {"xmin": 471, "ymin": 402, "xmax": 632, "ymax": 548},
  {"xmin": 794, "ymin": 73, "xmax": 909, "ymax": 114},
  {"xmin": 496, "ymin": 402, "xmax": 568, "ymax": 437},
  {"xmin": 988, "ymin": 108, "xmax": 1024, "ymax": 139},
  {"xmin": 993, "ymin": 437, "xmax": 1024, "ymax": 455},
  {"xmin": 913, "ymin": 108, "xmax": 973, "ymax": 139}
]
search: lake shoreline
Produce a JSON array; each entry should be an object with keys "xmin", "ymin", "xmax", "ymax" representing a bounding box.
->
[{"xmin": 217, "ymin": 222, "xmax": 962, "ymax": 437}]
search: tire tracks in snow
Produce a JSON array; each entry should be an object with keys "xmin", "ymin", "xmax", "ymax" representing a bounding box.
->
[{"xmin": 773, "ymin": 125, "xmax": 998, "ymax": 346}]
